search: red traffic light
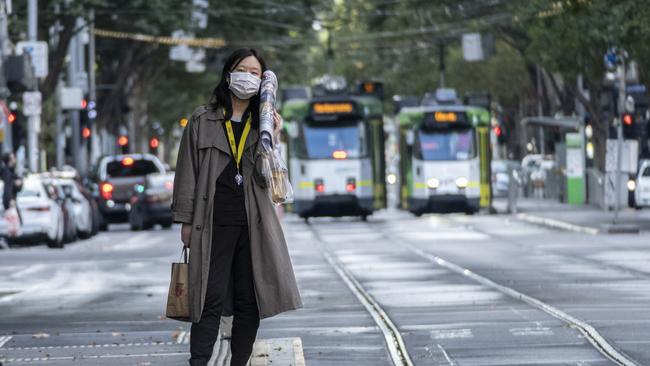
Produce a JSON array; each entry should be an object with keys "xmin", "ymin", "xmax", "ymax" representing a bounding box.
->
[
  {"xmin": 81, "ymin": 99, "xmax": 88, "ymax": 109},
  {"xmin": 82, "ymin": 127, "xmax": 91, "ymax": 139},
  {"xmin": 117, "ymin": 135, "xmax": 129, "ymax": 146},
  {"xmin": 623, "ymin": 114, "xmax": 633, "ymax": 126},
  {"xmin": 8, "ymin": 112, "xmax": 16, "ymax": 124},
  {"xmin": 149, "ymin": 137, "xmax": 159, "ymax": 149},
  {"xmin": 493, "ymin": 125, "xmax": 503, "ymax": 136}
]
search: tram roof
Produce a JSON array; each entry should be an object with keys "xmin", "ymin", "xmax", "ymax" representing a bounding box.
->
[
  {"xmin": 280, "ymin": 96, "xmax": 383, "ymax": 122},
  {"xmin": 397, "ymin": 105, "xmax": 490, "ymax": 128}
]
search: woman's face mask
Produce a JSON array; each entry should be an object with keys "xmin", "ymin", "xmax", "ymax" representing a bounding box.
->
[{"xmin": 229, "ymin": 72, "xmax": 262, "ymax": 100}]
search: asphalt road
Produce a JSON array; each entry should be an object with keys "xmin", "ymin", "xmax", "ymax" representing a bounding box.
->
[{"xmin": 0, "ymin": 209, "xmax": 649, "ymax": 365}]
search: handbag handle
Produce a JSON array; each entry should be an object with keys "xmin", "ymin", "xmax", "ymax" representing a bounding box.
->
[{"xmin": 180, "ymin": 247, "xmax": 188, "ymax": 264}]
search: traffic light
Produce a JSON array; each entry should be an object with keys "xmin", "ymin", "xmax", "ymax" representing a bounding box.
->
[
  {"xmin": 82, "ymin": 127, "xmax": 91, "ymax": 139},
  {"xmin": 493, "ymin": 124, "xmax": 506, "ymax": 145},
  {"xmin": 622, "ymin": 113, "xmax": 635, "ymax": 139},
  {"xmin": 117, "ymin": 135, "xmax": 129, "ymax": 153},
  {"xmin": 7, "ymin": 111, "xmax": 16, "ymax": 124},
  {"xmin": 149, "ymin": 136, "xmax": 160, "ymax": 152}
]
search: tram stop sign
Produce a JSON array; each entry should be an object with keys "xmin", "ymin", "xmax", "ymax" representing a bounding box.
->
[
  {"xmin": 22, "ymin": 91, "xmax": 42, "ymax": 117},
  {"xmin": 16, "ymin": 41, "xmax": 49, "ymax": 79}
]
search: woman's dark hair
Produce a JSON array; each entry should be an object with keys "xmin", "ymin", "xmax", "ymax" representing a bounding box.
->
[
  {"xmin": 211, "ymin": 48, "xmax": 267, "ymax": 126},
  {"xmin": 2, "ymin": 152, "xmax": 13, "ymax": 166}
]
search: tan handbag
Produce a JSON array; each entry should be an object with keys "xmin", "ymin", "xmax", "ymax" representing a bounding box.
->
[{"xmin": 166, "ymin": 247, "xmax": 190, "ymax": 321}]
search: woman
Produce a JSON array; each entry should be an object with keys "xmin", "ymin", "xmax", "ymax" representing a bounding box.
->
[{"xmin": 172, "ymin": 48, "xmax": 302, "ymax": 366}]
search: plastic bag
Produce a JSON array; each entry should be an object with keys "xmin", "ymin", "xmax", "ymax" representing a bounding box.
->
[
  {"xmin": 259, "ymin": 144, "xmax": 294, "ymax": 205},
  {"xmin": 4, "ymin": 206, "xmax": 22, "ymax": 237}
]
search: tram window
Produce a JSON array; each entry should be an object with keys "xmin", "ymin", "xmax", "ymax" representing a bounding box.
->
[
  {"xmin": 416, "ymin": 129, "xmax": 476, "ymax": 161},
  {"xmin": 300, "ymin": 123, "xmax": 365, "ymax": 159}
]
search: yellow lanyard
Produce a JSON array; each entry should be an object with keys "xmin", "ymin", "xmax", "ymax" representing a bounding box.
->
[{"xmin": 224, "ymin": 115, "xmax": 252, "ymax": 173}]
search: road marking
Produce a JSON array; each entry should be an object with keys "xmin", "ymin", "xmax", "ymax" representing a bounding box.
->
[
  {"xmin": 5, "ymin": 341, "xmax": 176, "ymax": 351},
  {"xmin": 0, "ymin": 335, "xmax": 12, "ymax": 348},
  {"xmin": 308, "ymin": 225, "xmax": 414, "ymax": 366},
  {"xmin": 437, "ymin": 344, "xmax": 455, "ymax": 365},
  {"xmin": 385, "ymin": 229, "xmax": 641, "ymax": 366},
  {"xmin": 429, "ymin": 329, "xmax": 473, "ymax": 340}
]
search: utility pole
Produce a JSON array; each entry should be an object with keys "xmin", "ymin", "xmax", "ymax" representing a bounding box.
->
[
  {"xmin": 0, "ymin": 0, "xmax": 11, "ymax": 154},
  {"xmin": 67, "ymin": 17, "xmax": 87, "ymax": 174},
  {"xmin": 88, "ymin": 9, "xmax": 99, "ymax": 165},
  {"xmin": 613, "ymin": 52, "xmax": 626, "ymax": 225},
  {"xmin": 27, "ymin": 0, "xmax": 40, "ymax": 173},
  {"xmin": 438, "ymin": 43, "xmax": 445, "ymax": 88},
  {"xmin": 536, "ymin": 65, "xmax": 545, "ymax": 155}
]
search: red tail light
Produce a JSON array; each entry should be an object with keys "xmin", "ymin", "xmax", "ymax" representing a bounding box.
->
[
  {"xmin": 27, "ymin": 206, "xmax": 50, "ymax": 212},
  {"xmin": 101, "ymin": 182, "xmax": 114, "ymax": 200},
  {"xmin": 346, "ymin": 183, "xmax": 356, "ymax": 192},
  {"xmin": 314, "ymin": 179, "xmax": 325, "ymax": 193}
]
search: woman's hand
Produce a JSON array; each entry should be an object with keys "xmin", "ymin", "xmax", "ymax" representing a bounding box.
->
[
  {"xmin": 181, "ymin": 223, "xmax": 192, "ymax": 247},
  {"xmin": 273, "ymin": 110, "xmax": 283, "ymax": 137}
]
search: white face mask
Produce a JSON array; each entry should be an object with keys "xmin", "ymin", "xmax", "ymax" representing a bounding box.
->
[{"xmin": 229, "ymin": 72, "xmax": 261, "ymax": 100}]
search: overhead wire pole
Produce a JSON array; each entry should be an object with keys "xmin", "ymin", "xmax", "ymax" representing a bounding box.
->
[
  {"xmin": 88, "ymin": 9, "xmax": 98, "ymax": 166},
  {"xmin": 27, "ymin": 0, "xmax": 40, "ymax": 173}
]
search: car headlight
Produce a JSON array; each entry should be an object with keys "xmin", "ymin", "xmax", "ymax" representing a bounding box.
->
[
  {"xmin": 627, "ymin": 179, "xmax": 636, "ymax": 192},
  {"xmin": 456, "ymin": 177, "xmax": 468, "ymax": 189},
  {"xmin": 427, "ymin": 178, "xmax": 439, "ymax": 189}
]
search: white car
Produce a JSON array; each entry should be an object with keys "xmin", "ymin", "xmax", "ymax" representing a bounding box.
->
[
  {"xmin": 0, "ymin": 175, "xmax": 65, "ymax": 248},
  {"xmin": 634, "ymin": 160, "xmax": 650, "ymax": 208},
  {"xmin": 57, "ymin": 178, "xmax": 94, "ymax": 239}
]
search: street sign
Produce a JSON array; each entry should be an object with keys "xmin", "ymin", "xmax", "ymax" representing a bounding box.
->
[
  {"xmin": 22, "ymin": 91, "xmax": 42, "ymax": 116},
  {"xmin": 16, "ymin": 41, "xmax": 48, "ymax": 78},
  {"xmin": 60, "ymin": 87, "xmax": 84, "ymax": 110},
  {"xmin": 606, "ymin": 139, "xmax": 638, "ymax": 173},
  {"xmin": 462, "ymin": 33, "xmax": 483, "ymax": 61}
]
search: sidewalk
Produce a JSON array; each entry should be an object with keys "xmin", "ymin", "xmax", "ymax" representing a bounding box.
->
[{"xmin": 493, "ymin": 197, "xmax": 650, "ymax": 234}]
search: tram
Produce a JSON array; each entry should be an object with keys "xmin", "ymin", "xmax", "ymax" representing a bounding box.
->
[
  {"xmin": 397, "ymin": 105, "xmax": 491, "ymax": 216},
  {"xmin": 281, "ymin": 96, "xmax": 387, "ymax": 221}
]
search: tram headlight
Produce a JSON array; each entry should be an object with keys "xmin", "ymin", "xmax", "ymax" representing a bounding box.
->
[
  {"xmin": 628, "ymin": 179, "xmax": 636, "ymax": 192},
  {"xmin": 456, "ymin": 177, "xmax": 468, "ymax": 189},
  {"xmin": 427, "ymin": 178, "xmax": 439, "ymax": 189}
]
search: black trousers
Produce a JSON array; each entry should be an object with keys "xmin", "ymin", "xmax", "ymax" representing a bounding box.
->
[{"xmin": 189, "ymin": 225, "xmax": 260, "ymax": 366}]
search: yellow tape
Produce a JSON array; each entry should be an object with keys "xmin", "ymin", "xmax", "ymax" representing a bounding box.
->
[{"xmin": 95, "ymin": 28, "xmax": 226, "ymax": 49}]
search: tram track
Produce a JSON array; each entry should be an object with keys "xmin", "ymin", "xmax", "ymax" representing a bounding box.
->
[
  {"xmin": 362, "ymin": 215, "xmax": 641, "ymax": 366},
  {"xmin": 306, "ymin": 223, "xmax": 415, "ymax": 366}
]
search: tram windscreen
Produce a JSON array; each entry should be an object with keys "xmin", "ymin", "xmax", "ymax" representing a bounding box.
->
[
  {"xmin": 301, "ymin": 124, "xmax": 363, "ymax": 159},
  {"xmin": 417, "ymin": 128, "xmax": 475, "ymax": 161}
]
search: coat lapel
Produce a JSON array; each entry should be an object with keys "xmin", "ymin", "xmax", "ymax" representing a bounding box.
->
[{"xmin": 206, "ymin": 107, "xmax": 232, "ymax": 156}]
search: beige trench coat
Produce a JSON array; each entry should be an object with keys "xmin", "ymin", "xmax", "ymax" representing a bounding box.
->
[{"xmin": 171, "ymin": 104, "xmax": 302, "ymax": 323}]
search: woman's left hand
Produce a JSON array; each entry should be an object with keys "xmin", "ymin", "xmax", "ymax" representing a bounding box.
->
[{"xmin": 273, "ymin": 110, "xmax": 283, "ymax": 137}]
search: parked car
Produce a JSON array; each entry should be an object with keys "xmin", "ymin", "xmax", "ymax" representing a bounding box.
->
[
  {"xmin": 42, "ymin": 178, "xmax": 77, "ymax": 243},
  {"xmin": 0, "ymin": 175, "xmax": 65, "ymax": 248},
  {"xmin": 128, "ymin": 172, "xmax": 175, "ymax": 231},
  {"xmin": 58, "ymin": 178, "xmax": 94, "ymax": 239},
  {"xmin": 89, "ymin": 154, "xmax": 166, "ymax": 229},
  {"xmin": 634, "ymin": 159, "xmax": 650, "ymax": 208}
]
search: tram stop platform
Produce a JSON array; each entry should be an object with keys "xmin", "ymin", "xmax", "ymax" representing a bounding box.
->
[{"xmin": 493, "ymin": 197, "xmax": 650, "ymax": 234}]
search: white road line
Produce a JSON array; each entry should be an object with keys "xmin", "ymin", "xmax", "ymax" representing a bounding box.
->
[
  {"xmin": 437, "ymin": 344, "xmax": 455, "ymax": 365},
  {"xmin": 390, "ymin": 231, "xmax": 640, "ymax": 366},
  {"xmin": 309, "ymin": 225, "xmax": 414, "ymax": 366},
  {"xmin": 0, "ymin": 335, "xmax": 12, "ymax": 348}
]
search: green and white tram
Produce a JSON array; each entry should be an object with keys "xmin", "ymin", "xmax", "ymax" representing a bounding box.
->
[
  {"xmin": 281, "ymin": 96, "xmax": 387, "ymax": 220},
  {"xmin": 397, "ymin": 105, "xmax": 491, "ymax": 216}
]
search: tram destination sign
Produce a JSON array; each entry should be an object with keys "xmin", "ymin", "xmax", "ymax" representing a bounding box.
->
[
  {"xmin": 424, "ymin": 110, "xmax": 469, "ymax": 127},
  {"xmin": 309, "ymin": 101, "xmax": 361, "ymax": 121},
  {"xmin": 311, "ymin": 102, "xmax": 355, "ymax": 115}
]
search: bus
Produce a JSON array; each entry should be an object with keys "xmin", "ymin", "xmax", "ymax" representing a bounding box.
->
[
  {"xmin": 281, "ymin": 96, "xmax": 387, "ymax": 221},
  {"xmin": 397, "ymin": 105, "xmax": 491, "ymax": 216}
]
